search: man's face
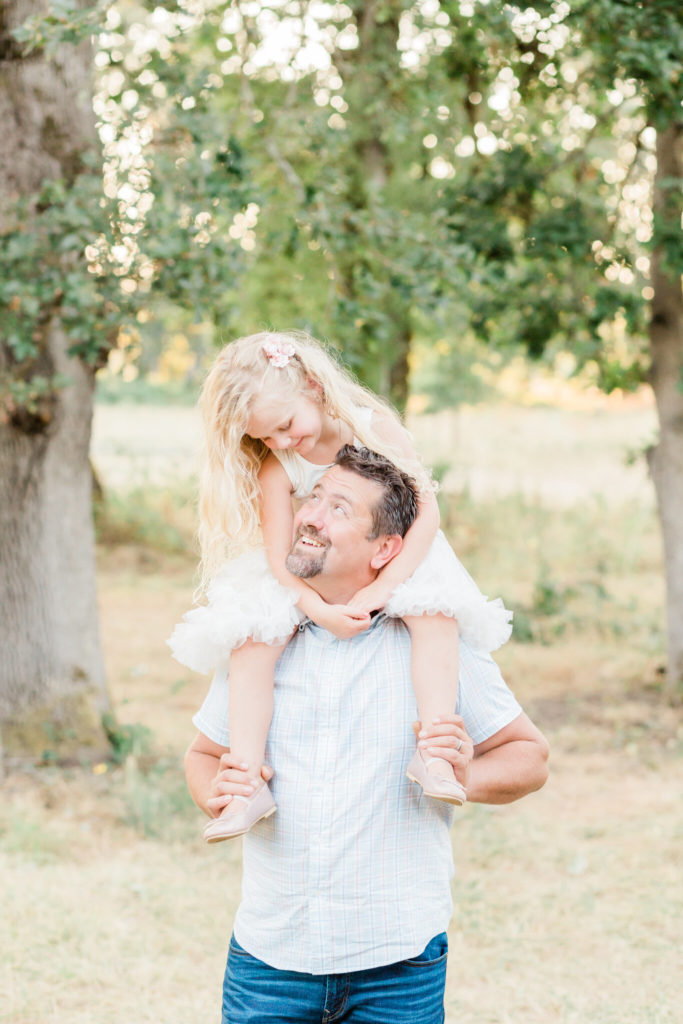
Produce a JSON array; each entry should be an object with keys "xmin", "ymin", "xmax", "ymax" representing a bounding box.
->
[{"xmin": 286, "ymin": 466, "xmax": 384, "ymax": 588}]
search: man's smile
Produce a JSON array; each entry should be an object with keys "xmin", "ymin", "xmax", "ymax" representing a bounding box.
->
[{"xmin": 295, "ymin": 527, "xmax": 329, "ymax": 551}]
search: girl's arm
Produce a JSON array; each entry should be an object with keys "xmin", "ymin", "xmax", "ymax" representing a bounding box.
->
[
  {"xmin": 349, "ymin": 411, "xmax": 440, "ymax": 613},
  {"xmin": 258, "ymin": 454, "xmax": 370, "ymax": 638}
]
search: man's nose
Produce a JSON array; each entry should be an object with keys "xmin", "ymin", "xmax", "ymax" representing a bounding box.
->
[{"xmin": 301, "ymin": 502, "xmax": 325, "ymax": 529}]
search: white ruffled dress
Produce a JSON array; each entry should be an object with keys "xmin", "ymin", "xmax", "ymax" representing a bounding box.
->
[{"xmin": 168, "ymin": 419, "xmax": 512, "ymax": 676}]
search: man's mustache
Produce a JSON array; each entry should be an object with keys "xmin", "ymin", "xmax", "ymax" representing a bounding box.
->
[{"xmin": 294, "ymin": 524, "xmax": 330, "ymax": 549}]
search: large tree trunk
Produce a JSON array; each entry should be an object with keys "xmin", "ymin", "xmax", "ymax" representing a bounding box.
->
[
  {"xmin": 0, "ymin": 0, "xmax": 111, "ymax": 763},
  {"xmin": 646, "ymin": 120, "xmax": 683, "ymax": 701}
]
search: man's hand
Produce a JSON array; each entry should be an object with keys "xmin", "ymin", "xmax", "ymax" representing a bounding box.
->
[
  {"xmin": 206, "ymin": 753, "xmax": 274, "ymax": 818},
  {"xmin": 313, "ymin": 602, "xmax": 372, "ymax": 639},
  {"xmin": 413, "ymin": 714, "xmax": 474, "ymax": 790},
  {"xmin": 348, "ymin": 579, "xmax": 394, "ymax": 615}
]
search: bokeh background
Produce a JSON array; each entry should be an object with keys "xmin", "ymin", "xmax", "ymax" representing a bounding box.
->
[{"xmin": 1, "ymin": 2, "xmax": 681, "ymax": 1022}]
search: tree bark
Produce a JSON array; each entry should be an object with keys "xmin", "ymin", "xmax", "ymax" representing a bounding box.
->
[
  {"xmin": 0, "ymin": 0, "xmax": 111, "ymax": 762},
  {"xmin": 338, "ymin": 0, "xmax": 413, "ymax": 412},
  {"xmin": 646, "ymin": 120, "xmax": 683, "ymax": 700}
]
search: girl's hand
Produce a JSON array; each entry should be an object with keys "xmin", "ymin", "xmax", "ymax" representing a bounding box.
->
[
  {"xmin": 348, "ymin": 579, "xmax": 394, "ymax": 616},
  {"xmin": 313, "ymin": 603, "xmax": 372, "ymax": 639}
]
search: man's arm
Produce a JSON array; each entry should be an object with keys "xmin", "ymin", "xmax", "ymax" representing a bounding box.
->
[
  {"xmin": 468, "ymin": 712, "xmax": 549, "ymax": 803},
  {"xmin": 417, "ymin": 712, "xmax": 549, "ymax": 804}
]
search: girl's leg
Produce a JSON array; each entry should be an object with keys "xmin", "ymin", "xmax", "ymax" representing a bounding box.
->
[
  {"xmin": 206, "ymin": 643, "xmax": 286, "ymax": 835},
  {"xmin": 402, "ymin": 613, "xmax": 459, "ymax": 782},
  {"xmin": 229, "ymin": 638, "xmax": 284, "ymax": 775}
]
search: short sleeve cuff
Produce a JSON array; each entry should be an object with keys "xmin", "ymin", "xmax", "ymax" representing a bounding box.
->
[
  {"xmin": 192, "ymin": 667, "xmax": 231, "ymax": 747},
  {"xmin": 457, "ymin": 642, "xmax": 522, "ymax": 745}
]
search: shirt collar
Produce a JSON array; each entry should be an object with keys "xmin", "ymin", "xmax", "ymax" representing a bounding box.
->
[{"xmin": 300, "ymin": 610, "xmax": 388, "ymax": 637}]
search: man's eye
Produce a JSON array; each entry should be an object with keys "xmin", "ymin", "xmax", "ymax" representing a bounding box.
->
[{"xmin": 333, "ymin": 504, "xmax": 347, "ymax": 515}]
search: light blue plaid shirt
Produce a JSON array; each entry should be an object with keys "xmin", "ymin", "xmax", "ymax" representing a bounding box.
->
[{"xmin": 193, "ymin": 614, "xmax": 521, "ymax": 974}]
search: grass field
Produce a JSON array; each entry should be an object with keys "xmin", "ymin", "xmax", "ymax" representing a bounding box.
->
[{"xmin": 2, "ymin": 397, "xmax": 681, "ymax": 1024}]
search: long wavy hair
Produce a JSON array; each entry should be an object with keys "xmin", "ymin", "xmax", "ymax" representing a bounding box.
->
[{"xmin": 198, "ymin": 330, "xmax": 431, "ymax": 588}]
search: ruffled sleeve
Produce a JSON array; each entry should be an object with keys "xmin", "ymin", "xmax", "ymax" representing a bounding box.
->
[
  {"xmin": 384, "ymin": 531, "xmax": 513, "ymax": 652},
  {"xmin": 167, "ymin": 548, "xmax": 304, "ymax": 675}
]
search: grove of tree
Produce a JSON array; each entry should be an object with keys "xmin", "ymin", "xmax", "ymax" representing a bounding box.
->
[{"xmin": 1, "ymin": 0, "xmax": 681, "ymax": 763}]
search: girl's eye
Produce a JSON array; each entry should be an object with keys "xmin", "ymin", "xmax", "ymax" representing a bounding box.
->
[{"xmin": 280, "ymin": 420, "xmax": 292, "ymax": 432}]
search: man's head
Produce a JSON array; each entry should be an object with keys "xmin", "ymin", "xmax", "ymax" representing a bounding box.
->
[
  {"xmin": 334, "ymin": 445, "xmax": 419, "ymax": 539},
  {"xmin": 285, "ymin": 446, "xmax": 419, "ymax": 603}
]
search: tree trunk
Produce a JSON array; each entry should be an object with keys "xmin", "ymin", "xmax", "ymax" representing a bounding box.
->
[
  {"xmin": 646, "ymin": 120, "xmax": 683, "ymax": 701},
  {"xmin": 338, "ymin": 0, "xmax": 413, "ymax": 412},
  {"xmin": 0, "ymin": 0, "xmax": 111, "ymax": 763}
]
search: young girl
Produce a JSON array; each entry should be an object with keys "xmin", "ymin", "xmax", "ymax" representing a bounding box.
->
[{"xmin": 169, "ymin": 331, "xmax": 512, "ymax": 842}]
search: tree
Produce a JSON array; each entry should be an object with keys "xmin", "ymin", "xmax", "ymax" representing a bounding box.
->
[
  {"xmin": 2, "ymin": 0, "xmax": 680, "ymax": 770},
  {"xmin": 105, "ymin": 0, "xmax": 474, "ymax": 409},
  {"xmin": 581, "ymin": 0, "xmax": 683, "ymax": 698},
  {"xmin": 0, "ymin": 0, "xmax": 257, "ymax": 763},
  {"xmin": 0, "ymin": 0, "xmax": 472, "ymax": 760},
  {"xmin": 0, "ymin": 0, "xmax": 111, "ymax": 762},
  {"xmin": 423, "ymin": 0, "xmax": 683, "ymax": 695}
]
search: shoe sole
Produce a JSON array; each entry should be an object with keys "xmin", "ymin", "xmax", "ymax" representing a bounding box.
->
[
  {"xmin": 406, "ymin": 771, "xmax": 466, "ymax": 807},
  {"xmin": 204, "ymin": 805, "xmax": 277, "ymax": 844}
]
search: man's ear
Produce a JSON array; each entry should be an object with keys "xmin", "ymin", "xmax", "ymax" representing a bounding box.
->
[{"xmin": 369, "ymin": 534, "xmax": 403, "ymax": 571}]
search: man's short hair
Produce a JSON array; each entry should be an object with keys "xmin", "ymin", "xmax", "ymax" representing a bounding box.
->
[{"xmin": 334, "ymin": 445, "xmax": 419, "ymax": 539}]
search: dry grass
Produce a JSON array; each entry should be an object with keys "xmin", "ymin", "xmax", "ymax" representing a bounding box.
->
[{"xmin": 2, "ymin": 399, "xmax": 681, "ymax": 1024}]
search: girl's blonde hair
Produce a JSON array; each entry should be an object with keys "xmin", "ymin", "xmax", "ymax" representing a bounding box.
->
[{"xmin": 198, "ymin": 329, "xmax": 431, "ymax": 586}]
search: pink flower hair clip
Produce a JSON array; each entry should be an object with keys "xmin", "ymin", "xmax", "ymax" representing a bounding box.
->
[{"xmin": 263, "ymin": 339, "xmax": 296, "ymax": 368}]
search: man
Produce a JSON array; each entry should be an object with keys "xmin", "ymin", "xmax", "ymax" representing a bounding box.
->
[{"xmin": 185, "ymin": 446, "xmax": 549, "ymax": 1024}]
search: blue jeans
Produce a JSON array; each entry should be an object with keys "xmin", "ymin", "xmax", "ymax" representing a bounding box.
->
[{"xmin": 222, "ymin": 933, "xmax": 447, "ymax": 1023}]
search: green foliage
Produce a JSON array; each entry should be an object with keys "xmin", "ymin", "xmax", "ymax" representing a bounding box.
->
[
  {"xmin": 102, "ymin": 712, "xmax": 152, "ymax": 763},
  {"xmin": 410, "ymin": 327, "xmax": 498, "ymax": 412},
  {"xmin": 4, "ymin": 0, "xmax": 680, "ymax": 416},
  {"xmin": 11, "ymin": 0, "xmax": 110, "ymax": 55},
  {"xmin": 561, "ymin": 0, "xmax": 683, "ymax": 122},
  {"xmin": 0, "ymin": 373, "xmax": 72, "ymax": 425},
  {"xmin": 0, "ymin": 171, "xmax": 128, "ymax": 366}
]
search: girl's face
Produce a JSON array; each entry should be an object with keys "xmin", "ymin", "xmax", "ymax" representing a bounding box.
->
[{"xmin": 247, "ymin": 386, "xmax": 324, "ymax": 456}]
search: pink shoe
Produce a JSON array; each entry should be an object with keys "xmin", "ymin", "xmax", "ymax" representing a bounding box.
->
[
  {"xmin": 406, "ymin": 750, "xmax": 467, "ymax": 806},
  {"xmin": 203, "ymin": 783, "xmax": 276, "ymax": 843}
]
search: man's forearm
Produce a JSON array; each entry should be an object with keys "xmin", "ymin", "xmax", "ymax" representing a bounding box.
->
[
  {"xmin": 467, "ymin": 737, "xmax": 549, "ymax": 804},
  {"xmin": 185, "ymin": 746, "xmax": 221, "ymax": 816}
]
